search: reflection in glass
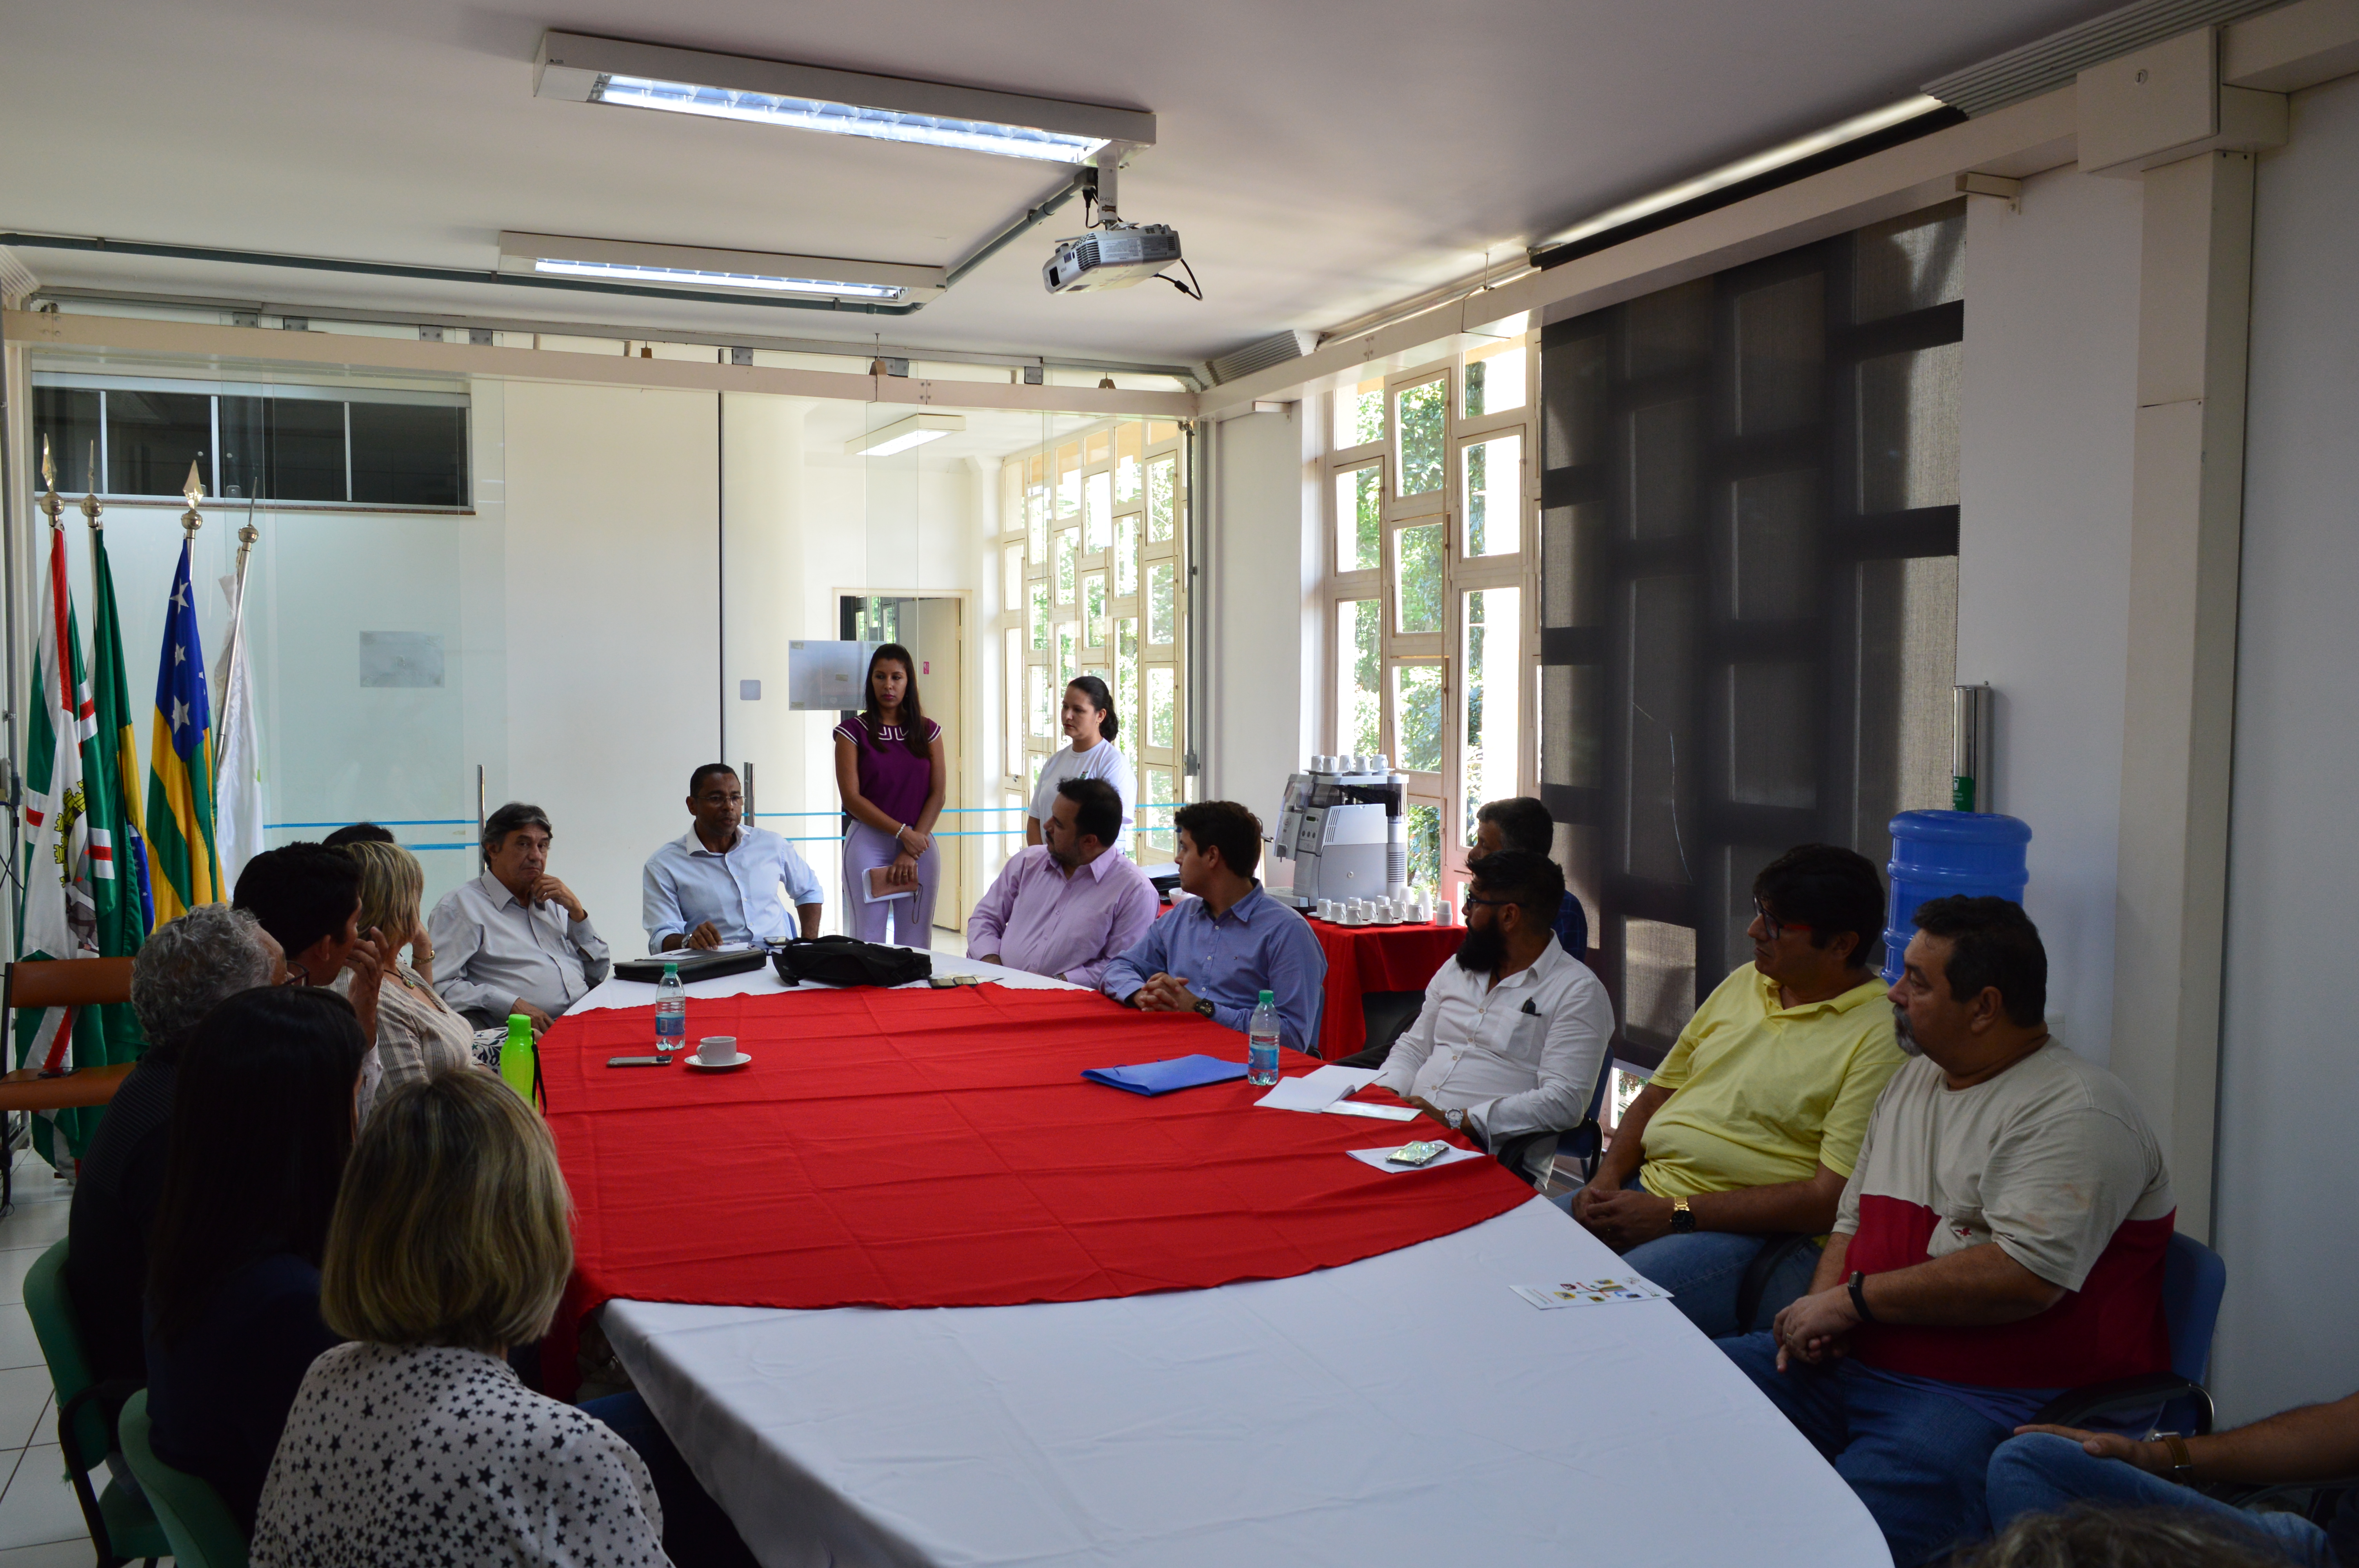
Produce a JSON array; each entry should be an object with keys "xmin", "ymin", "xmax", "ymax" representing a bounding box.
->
[
  {"xmin": 1336, "ymin": 377, "xmax": 1384, "ymax": 448},
  {"xmin": 1148, "ymin": 561, "xmax": 1176, "ymax": 644},
  {"xmin": 1116, "ymin": 618, "xmax": 1140, "ymax": 761},
  {"xmin": 1116, "ymin": 421, "xmax": 1143, "ymax": 503},
  {"xmin": 1337, "ymin": 600, "xmax": 1381, "ymax": 756},
  {"xmin": 106, "ymin": 388, "xmax": 211, "ymax": 497},
  {"xmin": 1462, "ymin": 433, "xmax": 1520, "ymax": 556},
  {"xmin": 1407, "ymin": 802, "xmax": 1441, "ymax": 896},
  {"xmin": 1147, "ymin": 666, "xmax": 1176, "ymax": 749},
  {"xmin": 218, "ymin": 396, "xmax": 347, "ymax": 502},
  {"xmin": 1029, "ymin": 582, "xmax": 1050, "ymax": 650},
  {"xmin": 1336, "ymin": 466, "xmax": 1380, "ymax": 572},
  {"xmin": 1145, "ymin": 767, "xmax": 1176, "ymax": 852},
  {"xmin": 1391, "ymin": 664, "xmax": 1444, "ymax": 773},
  {"xmin": 1086, "ymin": 471, "xmax": 1111, "ymax": 552},
  {"xmin": 30, "ymin": 388, "xmax": 100, "ymax": 493},
  {"xmin": 1055, "ymin": 527, "xmax": 1078, "ymax": 603},
  {"xmin": 1148, "ymin": 454, "xmax": 1176, "ymax": 541},
  {"xmin": 1461, "ymin": 588, "xmax": 1521, "ymax": 844},
  {"xmin": 1029, "ymin": 663, "xmax": 1051, "ymax": 739},
  {"xmin": 1083, "ymin": 573, "xmax": 1107, "ymax": 648},
  {"xmin": 1057, "ymin": 625, "xmax": 1078, "ymax": 686},
  {"xmin": 1115, "ymin": 513, "xmax": 1139, "ymax": 595},
  {"xmin": 1085, "ymin": 427, "xmax": 1112, "ymax": 465},
  {"xmin": 349, "ymin": 403, "xmax": 466, "ymax": 506},
  {"xmin": 1003, "ymin": 627, "xmax": 1023, "ymax": 777},
  {"xmin": 1464, "ymin": 341, "xmax": 1527, "ymax": 418},
  {"xmin": 1394, "ymin": 523, "xmax": 1443, "ymax": 633},
  {"xmin": 1056, "ymin": 442, "xmax": 1080, "ymax": 517},
  {"xmin": 1395, "ymin": 380, "xmax": 1445, "ymax": 497}
]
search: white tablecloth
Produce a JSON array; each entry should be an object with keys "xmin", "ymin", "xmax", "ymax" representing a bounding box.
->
[{"xmin": 571, "ymin": 950, "xmax": 1880, "ymax": 1566}]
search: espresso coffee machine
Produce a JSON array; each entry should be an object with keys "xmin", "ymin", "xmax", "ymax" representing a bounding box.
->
[{"xmin": 1272, "ymin": 754, "xmax": 1408, "ymax": 907}]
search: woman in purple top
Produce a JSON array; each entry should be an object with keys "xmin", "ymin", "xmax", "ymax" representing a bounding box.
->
[{"xmin": 832, "ymin": 643, "xmax": 947, "ymax": 944}]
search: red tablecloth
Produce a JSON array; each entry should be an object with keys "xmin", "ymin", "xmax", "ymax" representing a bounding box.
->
[
  {"xmin": 543, "ymin": 985, "xmax": 1527, "ymax": 1339},
  {"xmin": 1309, "ymin": 920, "xmax": 1468, "ymax": 1060}
]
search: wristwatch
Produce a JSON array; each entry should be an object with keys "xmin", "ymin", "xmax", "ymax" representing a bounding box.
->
[
  {"xmin": 1444, "ymin": 1107, "xmax": 1466, "ymax": 1132},
  {"xmin": 2159, "ymin": 1432, "xmax": 2195, "ymax": 1477},
  {"xmin": 1670, "ymin": 1195, "xmax": 1696, "ymax": 1234},
  {"xmin": 1194, "ymin": 998, "xmax": 1216, "ymax": 1017},
  {"xmin": 1848, "ymin": 1269, "xmax": 1879, "ymax": 1324}
]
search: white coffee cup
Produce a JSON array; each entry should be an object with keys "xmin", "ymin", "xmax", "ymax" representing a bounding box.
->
[
  {"xmin": 1434, "ymin": 900, "xmax": 1456, "ymax": 927},
  {"xmin": 696, "ymin": 1035, "xmax": 740, "ymax": 1066}
]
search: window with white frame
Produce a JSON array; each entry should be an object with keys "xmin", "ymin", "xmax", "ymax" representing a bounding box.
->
[
  {"xmin": 1321, "ymin": 333, "xmax": 1535, "ymax": 907},
  {"xmin": 994, "ymin": 417, "xmax": 1189, "ymax": 866}
]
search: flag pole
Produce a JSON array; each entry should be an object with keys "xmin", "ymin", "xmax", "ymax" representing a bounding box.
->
[{"xmin": 217, "ymin": 493, "xmax": 258, "ymax": 796}]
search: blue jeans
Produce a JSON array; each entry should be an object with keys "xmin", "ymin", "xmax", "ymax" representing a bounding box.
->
[
  {"xmin": 1623, "ymin": 1230, "xmax": 1821, "ymax": 1339},
  {"xmin": 1721, "ymin": 1331, "xmax": 2014, "ymax": 1567},
  {"xmin": 1987, "ymin": 1433, "xmax": 2334, "ymax": 1565}
]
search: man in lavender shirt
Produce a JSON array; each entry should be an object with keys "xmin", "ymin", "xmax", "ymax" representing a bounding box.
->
[{"xmin": 968, "ymin": 779, "xmax": 1159, "ymax": 989}]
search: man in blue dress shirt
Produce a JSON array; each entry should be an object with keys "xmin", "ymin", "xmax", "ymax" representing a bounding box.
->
[
  {"xmin": 642, "ymin": 764, "xmax": 824, "ymax": 952},
  {"xmin": 1102, "ymin": 800, "xmax": 1327, "ymax": 1055}
]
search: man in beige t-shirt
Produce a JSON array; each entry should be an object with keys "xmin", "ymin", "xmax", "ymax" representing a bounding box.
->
[{"xmin": 1719, "ymin": 897, "xmax": 2174, "ymax": 1568}]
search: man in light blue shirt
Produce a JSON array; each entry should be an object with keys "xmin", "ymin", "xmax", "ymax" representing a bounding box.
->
[
  {"xmin": 1102, "ymin": 800, "xmax": 1327, "ymax": 1055},
  {"xmin": 642, "ymin": 763, "xmax": 824, "ymax": 952}
]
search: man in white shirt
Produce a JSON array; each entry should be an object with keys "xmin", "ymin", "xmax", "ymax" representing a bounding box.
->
[
  {"xmin": 643, "ymin": 764, "xmax": 825, "ymax": 953},
  {"xmin": 1371, "ymin": 851, "xmax": 1615, "ymax": 1181},
  {"xmin": 429, "ymin": 802, "xmax": 611, "ymax": 1031}
]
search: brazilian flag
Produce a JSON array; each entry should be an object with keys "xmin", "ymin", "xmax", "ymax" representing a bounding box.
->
[{"xmin": 144, "ymin": 537, "xmax": 222, "ymax": 922}]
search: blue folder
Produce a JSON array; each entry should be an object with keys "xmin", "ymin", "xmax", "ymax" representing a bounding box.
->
[{"xmin": 1081, "ymin": 1054, "xmax": 1250, "ymax": 1096}]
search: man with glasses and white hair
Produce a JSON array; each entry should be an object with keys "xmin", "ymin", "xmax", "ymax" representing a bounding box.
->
[
  {"xmin": 66, "ymin": 903, "xmax": 287, "ymax": 1384},
  {"xmin": 1369, "ymin": 851, "xmax": 1614, "ymax": 1183},
  {"xmin": 1572, "ymin": 843, "xmax": 1905, "ymax": 1339},
  {"xmin": 429, "ymin": 801, "xmax": 611, "ymax": 1032}
]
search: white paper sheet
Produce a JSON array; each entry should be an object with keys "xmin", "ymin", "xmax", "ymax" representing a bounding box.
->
[
  {"xmin": 1345, "ymin": 1143, "xmax": 1488, "ymax": 1173},
  {"xmin": 1323, "ymin": 1100, "xmax": 1420, "ymax": 1122},
  {"xmin": 1252, "ymin": 1063, "xmax": 1380, "ymax": 1111}
]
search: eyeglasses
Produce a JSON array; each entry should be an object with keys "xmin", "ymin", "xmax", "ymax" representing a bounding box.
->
[
  {"xmin": 1463, "ymin": 891, "xmax": 1513, "ymax": 914},
  {"xmin": 1753, "ymin": 899, "xmax": 1810, "ymax": 940}
]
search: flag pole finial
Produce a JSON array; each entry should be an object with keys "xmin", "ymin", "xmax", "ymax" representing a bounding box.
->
[
  {"xmin": 180, "ymin": 460, "xmax": 205, "ymax": 539},
  {"xmin": 80, "ymin": 440, "xmax": 103, "ymax": 530},
  {"xmin": 36, "ymin": 436, "xmax": 62, "ymax": 528}
]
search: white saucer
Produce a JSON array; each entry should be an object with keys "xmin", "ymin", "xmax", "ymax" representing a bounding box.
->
[{"xmin": 685, "ymin": 1052, "xmax": 751, "ymax": 1072}]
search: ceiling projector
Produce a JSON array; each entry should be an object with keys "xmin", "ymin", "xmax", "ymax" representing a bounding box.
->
[{"xmin": 1042, "ymin": 223, "xmax": 1182, "ymax": 293}]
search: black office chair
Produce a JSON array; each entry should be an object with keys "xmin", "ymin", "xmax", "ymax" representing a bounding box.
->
[
  {"xmin": 1490, "ymin": 1062, "xmax": 1614, "ymax": 1189},
  {"xmin": 1329, "ymin": 991, "xmax": 1427, "ymax": 1071}
]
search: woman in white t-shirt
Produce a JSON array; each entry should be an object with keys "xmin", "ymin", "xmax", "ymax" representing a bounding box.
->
[{"xmin": 1027, "ymin": 675, "xmax": 1135, "ymax": 850}]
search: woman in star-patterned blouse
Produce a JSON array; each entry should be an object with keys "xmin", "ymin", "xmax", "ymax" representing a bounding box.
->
[{"xmin": 249, "ymin": 1071, "xmax": 671, "ymax": 1567}]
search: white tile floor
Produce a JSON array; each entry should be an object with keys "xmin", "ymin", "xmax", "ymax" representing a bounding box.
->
[{"xmin": 0, "ymin": 1146, "xmax": 145, "ymax": 1568}]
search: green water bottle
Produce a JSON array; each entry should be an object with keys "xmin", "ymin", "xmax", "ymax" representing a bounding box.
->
[{"xmin": 499, "ymin": 1013, "xmax": 536, "ymax": 1106}]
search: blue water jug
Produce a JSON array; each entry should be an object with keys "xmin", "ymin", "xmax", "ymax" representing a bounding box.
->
[{"xmin": 1882, "ymin": 811, "xmax": 2032, "ymax": 983}]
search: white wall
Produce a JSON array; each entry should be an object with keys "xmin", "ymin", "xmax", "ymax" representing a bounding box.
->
[
  {"xmin": 1203, "ymin": 407, "xmax": 1319, "ymax": 862},
  {"xmin": 2209, "ymin": 71, "xmax": 2359, "ymax": 1425},
  {"xmin": 500, "ymin": 380, "xmax": 721, "ymax": 956},
  {"xmin": 1955, "ymin": 167, "xmax": 2145, "ymax": 1064}
]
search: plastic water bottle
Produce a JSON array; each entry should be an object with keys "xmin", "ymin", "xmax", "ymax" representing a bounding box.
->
[
  {"xmin": 655, "ymin": 963, "xmax": 687, "ymax": 1056},
  {"xmin": 498, "ymin": 1013, "xmax": 536, "ymax": 1107},
  {"xmin": 1247, "ymin": 990, "xmax": 1281, "ymax": 1086}
]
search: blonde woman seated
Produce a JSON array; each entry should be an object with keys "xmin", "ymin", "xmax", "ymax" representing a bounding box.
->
[
  {"xmin": 249, "ymin": 1073, "xmax": 670, "ymax": 1567},
  {"xmin": 334, "ymin": 840, "xmax": 478, "ymax": 1116}
]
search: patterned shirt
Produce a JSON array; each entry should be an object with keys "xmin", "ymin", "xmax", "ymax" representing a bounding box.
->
[
  {"xmin": 250, "ymin": 1342, "xmax": 669, "ymax": 1568},
  {"xmin": 833, "ymin": 715, "xmax": 942, "ymax": 828}
]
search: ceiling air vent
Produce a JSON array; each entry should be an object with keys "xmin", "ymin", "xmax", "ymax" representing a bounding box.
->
[{"xmin": 1208, "ymin": 329, "xmax": 1316, "ymax": 386}]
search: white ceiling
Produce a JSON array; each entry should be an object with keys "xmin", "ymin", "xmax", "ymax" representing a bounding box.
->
[{"xmin": 2, "ymin": 0, "xmax": 2118, "ymax": 370}]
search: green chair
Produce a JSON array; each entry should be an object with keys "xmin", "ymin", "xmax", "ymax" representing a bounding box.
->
[
  {"xmin": 119, "ymin": 1390, "xmax": 250, "ymax": 1568},
  {"xmin": 22, "ymin": 1239, "xmax": 166, "ymax": 1567}
]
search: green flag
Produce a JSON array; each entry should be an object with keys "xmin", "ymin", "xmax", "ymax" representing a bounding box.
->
[{"xmin": 84, "ymin": 514, "xmax": 151, "ymax": 1053}]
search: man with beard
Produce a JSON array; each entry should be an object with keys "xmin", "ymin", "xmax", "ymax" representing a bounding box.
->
[
  {"xmin": 1369, "ymin": 851, "xmax": 1613, "ymax": 1183},
  {"xmin": 1572, "ymin": 844, "xmax": 1904, "ymax": 1338},
  {"xmin": 967, "ymin": 777, "xmax": 1160, "ymax": 987},
  {"xmin": 1721, "ymin": 896, "xmax": 2175, "ymax": 1568}
]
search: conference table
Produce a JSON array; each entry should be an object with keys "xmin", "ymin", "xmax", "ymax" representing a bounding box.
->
[
  {"xmin": 549, "ymin": 953, "xmax": 1886, "ymax": 1568},
  {"xmin": 1302, "ymin": 916, "xmax": 1466, "ymax": 1060}
]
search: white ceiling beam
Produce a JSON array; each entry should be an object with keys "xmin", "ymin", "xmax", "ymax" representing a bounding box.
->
[{"xmin": 3, "ymin": 310, "xmax": 1198, "ymax": 420}]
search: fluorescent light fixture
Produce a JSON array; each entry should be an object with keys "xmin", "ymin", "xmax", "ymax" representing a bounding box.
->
[
  {"xmin": 1538, "ymin": 95, "xmax": 1947, "ymax": 251},
  {"xmin": 847, "ymin": 413, "xmax": 963, "ymax": 457},
  {"xmin": 535, "ymin": 32, "xmax": 1153, "ymax": 165},
  {"xmin": 498, "ymin": 232, "xmax": 943, "ymax": 303}
]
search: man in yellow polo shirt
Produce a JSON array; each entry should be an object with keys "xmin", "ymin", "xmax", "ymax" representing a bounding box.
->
[{"xmin": 1573, "ymin": 844, "xmax": 1904, "ymax": 1338}]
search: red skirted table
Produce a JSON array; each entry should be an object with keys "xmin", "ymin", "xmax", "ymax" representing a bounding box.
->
[
  {"xmin": 1306, "ymin": 918, "xmax": 1467, "ymax": 1060},
  {"xmin": 538, "ymin": 981, "xmax": 1528, "ymax": 1370}
]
